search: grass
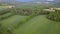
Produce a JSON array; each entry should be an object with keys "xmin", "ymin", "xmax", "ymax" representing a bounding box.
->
[
  {"xmin": 12, "ymin": 15, "xmax": 60, "ymax": 34},
  {"xmin": 0, "ymin": 5, "xmax": 60, "ymax": 34},
  {"xmin": 1, "ymin": 15, "xmax": 27, "ymax": 26},
  {"xmin": 1, "ymin": 13, "xmax": 12, "ymax": 17},
  {"xmin": 0, "ymin": 6, "xmax": 9, "ymax": 10}
]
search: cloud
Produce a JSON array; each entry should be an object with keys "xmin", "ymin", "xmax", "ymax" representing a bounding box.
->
[
  {"xmin": 47, "ymin": 0, "xmax": 54, "ymax": 1},
  {"xmin": 34, "ymin": 2, "xmax": 41, "ymax": 4}
]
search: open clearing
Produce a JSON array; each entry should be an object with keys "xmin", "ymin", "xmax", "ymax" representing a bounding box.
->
[
  {"xmin": 0, "ymin": 6, "xmax": 9, "ymax": 10},
  {"xmin": 12, "ymin": 15, "xmax": 60, "ymax": 34},
  {"xmin": 1, "ymin": 15, "xmax": 27, "ymax": 26}
]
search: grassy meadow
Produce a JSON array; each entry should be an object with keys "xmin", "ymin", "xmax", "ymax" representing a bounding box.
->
[
  {"xmin": 0, "ymin": 4, "xmax": 60, "ymax": 34},
  {"xmin": 12, "ymin": 15, "xmax": 60, "ymax": 34}
]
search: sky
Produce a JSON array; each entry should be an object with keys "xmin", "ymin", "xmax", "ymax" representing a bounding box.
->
[
  {"xmin": 16, "ymin": 0, "xmax": 34, "ymax": 2},
  {"xmin": 0, "ymin": 0, "xmax": 57, "ymax": 3},
  {"xmin": 16, "ymin": 0, "xmax": 54, "ymax": 2},
  {"xmin": 47, "ymin": 0, "xmax": 54, "ymax": 1},
  {"xmin": 0, "ymin": 0, "xmax": 55, "ymax": 2},
  {"xmin": 15, "ymin": 0, "xmax": 55, "ymax": 2}
]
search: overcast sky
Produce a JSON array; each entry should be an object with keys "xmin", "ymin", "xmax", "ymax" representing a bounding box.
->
[
  {"xmin": 16, "ymin": 0, "xmax": 54, "ymax": 2},
  {"xmin": 47, "ymin": 0, "xmax": 54, "ymax": 1},
  {"xmin": 16, "ymin": 0, "xmax": 34, "ymax": 2}
]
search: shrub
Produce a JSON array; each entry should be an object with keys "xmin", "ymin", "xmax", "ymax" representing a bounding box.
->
[
  {"xmin": 0, "ymin": 24, "xmax": 12, "ymax": 34},
  {"xmin": 0, "ymin": 13, "xmax": 13, "ymax": 21},
  {"xmin": 0, "ymin": 9, "xmax": 10, "ymax": 15},
  {"xmin": 14, "ymin": 13, "xmax": 36, "ymax": 29},
  {"xmin": 47, "ymin": 10, "xmax": 60, "ymax": 21}
]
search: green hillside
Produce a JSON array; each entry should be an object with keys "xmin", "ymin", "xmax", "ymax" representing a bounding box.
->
[
  {"xmin": 12, "ymin": 15, "xmax": 60, "ymax": 34},
  {"xmin": 0, "ymin": 4, "xmax": 60, "ymax": 34},
  {"xmin": 1, "ymin": 15, "xmax": 27, "ymax": 26}
]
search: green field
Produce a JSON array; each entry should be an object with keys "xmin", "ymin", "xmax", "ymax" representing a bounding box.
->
[
  {"xmin": 0, "ymin": 5, "xmax": 60, "ymax": 34},
  {"xmin": 1, "ymin": 15, "xmax": 27, "ymax": 26},
  {"xmin": 12, "ymin": 15, "xmax": 60, "ymax": 34},
  {"xmin": 0, "ymin": 6, "xmax": 9, "ymax": 10}
]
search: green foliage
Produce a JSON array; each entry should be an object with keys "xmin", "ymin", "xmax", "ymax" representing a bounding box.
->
[
  {"xmin": 12, "ymin": 15, "xmax": 60, "ymax": 34},
  {"xmin": 47, "ymin": 10, "xmax": 60, "ymax": 21},
  {"xmin": 0, "ymin": 9, "xmax": 10, "ymax": 15},
  {"xmin": 0, "ymin": 24, "xmax": 12, "ymax": 34},
  {"xmin": 13, "ymin": 13, "xmax": 36, "ymax": 29},
  {"xmin": 1, "ymin": 5, "xmax": 60, "ymax": 34},
  {"xmin": 15, "ymin": 6, "xmax": 49, "ymax": 16},
  {"xmin": 0, "ymin": 13, "xmax": 13, "ymax": 21}
]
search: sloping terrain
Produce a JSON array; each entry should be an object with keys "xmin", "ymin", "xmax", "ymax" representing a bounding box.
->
[
  {"xmin": 1, "ymin": 15, "xmax": 27, "ymax": 26},
  {"xmin": 12, "ymin": 15, "xmax": 60, "ymax": 34}
]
